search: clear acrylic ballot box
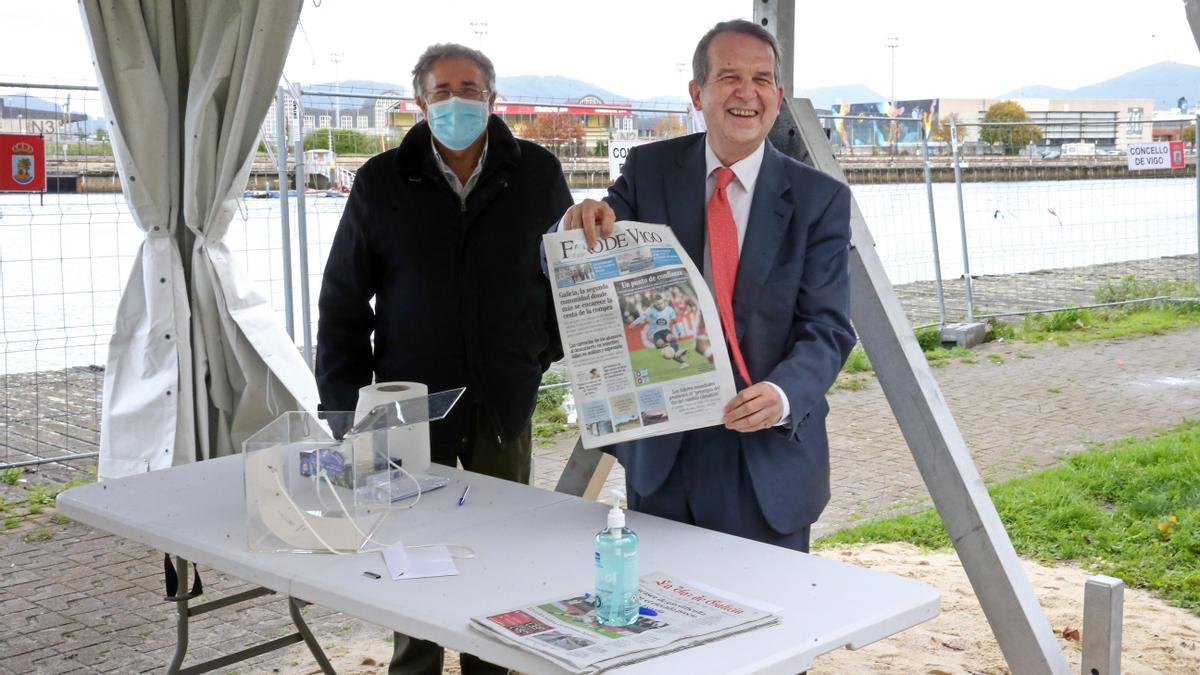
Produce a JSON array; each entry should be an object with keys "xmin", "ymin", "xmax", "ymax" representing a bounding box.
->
[{"xmin": 243, "ymin": 388, "xmax": 464, "ymax": 554}]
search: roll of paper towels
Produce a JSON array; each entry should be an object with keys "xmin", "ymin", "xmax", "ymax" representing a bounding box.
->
[{"xmin": 354, "ymin": 382, "xmax": 431, "ymax": 475}]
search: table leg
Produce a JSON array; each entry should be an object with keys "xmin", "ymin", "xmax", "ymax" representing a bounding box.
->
[
  {"xmin": 159, "ymin": 554, "xmax": 336, "ymax": 674},
  {"xmin": 289, "ymin": 596, "xmax": 336, "ymax": 674},
  {"xmin": 167, "ymin": 555, "xmax": 195, "ymax": 674},
  {"xmin": 554, "ymin": 438, "xmax": 615, "ymax": 499}
]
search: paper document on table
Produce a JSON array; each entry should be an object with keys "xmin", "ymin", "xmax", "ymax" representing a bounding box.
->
[
  {"xmin": 543, "ymin": 222, "xmax": 737, "ymax": 449},
  {"xmin": 469, "ymin": 572, "xmax": 778, "ymax": 673},
  {"xmin": 383, "ymin": 543, "xmax": 458, "ymax": 580}
]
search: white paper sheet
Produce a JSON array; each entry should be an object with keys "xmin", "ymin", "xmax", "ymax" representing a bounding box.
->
[{"xmin": 383, "ymin": 543, "xmax": 458, "ymax": 580}]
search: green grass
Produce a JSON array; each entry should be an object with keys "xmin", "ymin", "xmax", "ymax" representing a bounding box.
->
[
  {"xmin": 627, "ymin": 338, "xmax": 713, "ymax": 387},
  {"xmin": 842, "ymin": 347, "xmax": 872, "ymax": 373},
  {"xmin": 533, "ymin": 372, "xmax": 571, "ymax": 447},
  {"xmin": 841, "ymin": 290, "xmax": 1200, "ymax": 380},
  {"xmin": 533, "ymin": 422, "xmax": 571, "ymax": 447},
  {"xmin": 1093, "ymin": 275, "xmax": 1200, "ymax": 304},
  {"xmin": 50, "ymin": 142, "xmax": 114, "ymax": 157},
  {"xmin": 534, "ymin": 371, "xmax": 569, "ymax": 425},
  {"xmin": 817, "ymin": 420, "xmax": 1200, "ymax": 613},
  {"xmin": 840, "ymin": 328, "xmax": 980, "ymax": 376},
  {"xmin": 993, "ymin": 276, "xmax": 1200, "ymax": 346},
  {"xmin": 830, "ymin": 376, "xmax": 870, "ymax": 394},
  {"xmin": 913, "ymin": 326, "xmax": 942, "ymax": 352},
  {"xmin": 1, "ymin": 467, "xmax": 21, "ymax": 485},
  {"xmin": 1010, "ymin": 304, "xmax": 1200, "ymax": 345},
  {"xmin": 924, "ymin": 346, "xmax": 973, "ymax": 368},
  {"xmin": 0, "ymin": 476, "xmax": 93, "ymax": 529},
  {"xmin": 25, "ymin": 527, "xmax": 53, "ymax": 542}
]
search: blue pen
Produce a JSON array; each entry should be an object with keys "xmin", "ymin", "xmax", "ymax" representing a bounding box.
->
[{"xmin": 458, "ymin": 484, "xmax": 471, "ymax": 506}]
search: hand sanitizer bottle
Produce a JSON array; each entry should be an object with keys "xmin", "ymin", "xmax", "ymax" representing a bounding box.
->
[{"xmin": 594, "ymin": 489, "xmax": 639, "ymax": 626}]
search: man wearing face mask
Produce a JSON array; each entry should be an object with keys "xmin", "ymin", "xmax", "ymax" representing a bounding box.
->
[{"xmin": 315, "ymin": 43, "xmax": 572, "ymax": 674}]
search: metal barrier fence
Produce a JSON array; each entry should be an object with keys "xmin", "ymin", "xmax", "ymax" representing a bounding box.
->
[
  {"xmin": 825, "ymin": 115, "xmax": 1200, "ymax": 326},
  {"xmin": 1, "ymin": 82, "xmax": 111, "ymax": 470},
  {"xmin": 946, "ymin": 119, "xmax": 1197, "ymax": 322},
  {"xmin": 2, "ymin": 81, "xmax": 1199, "ymax": 469}
]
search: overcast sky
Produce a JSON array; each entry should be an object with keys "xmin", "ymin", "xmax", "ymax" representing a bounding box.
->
[{"xmin": 10, "ymin": 0, "xmax": 1200, "ymax": 102}]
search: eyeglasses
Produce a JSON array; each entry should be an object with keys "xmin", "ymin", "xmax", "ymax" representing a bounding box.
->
[{"xmin": 425, "ymin": 87, "xmax": 491, "ymax": 103}]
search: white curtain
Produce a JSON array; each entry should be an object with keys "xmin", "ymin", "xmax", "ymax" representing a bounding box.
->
[
  {"xmin": 1189, "ymin": 0, "xmax": 1200, "ymax": 55},
  {"xmin": 81, "ymin": 0, "xmax": 317, "ymax": 479}
]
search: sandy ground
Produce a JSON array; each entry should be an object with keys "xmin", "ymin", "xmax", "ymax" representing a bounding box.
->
[
  {"xmin": 813, "ymin": 544, "xmax": 1200, "ymax": 674},
  {"xmin": 273, "ymin": 543, "xmax": 1200, "ymax": 674}
]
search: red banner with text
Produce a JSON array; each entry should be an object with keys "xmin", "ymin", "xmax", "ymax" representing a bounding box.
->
[{"xmin": 0, "ymin": 134, "xmax": 46, "ymax": 192}]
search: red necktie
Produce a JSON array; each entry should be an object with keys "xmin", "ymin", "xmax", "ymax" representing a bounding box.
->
[{"xmin": 707, "ymin": 167, "xmax": 753, "ymax": 386}]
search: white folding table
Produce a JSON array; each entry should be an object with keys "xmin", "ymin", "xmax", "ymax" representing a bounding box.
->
[{"xmin": 57, "ymin": 454, "xmax": 938, "ymax": 674}]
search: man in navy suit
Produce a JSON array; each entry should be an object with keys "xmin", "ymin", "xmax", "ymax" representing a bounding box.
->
[{"xmin": 560, "ymin": 19, "xmax": 855, "ymax": 552}]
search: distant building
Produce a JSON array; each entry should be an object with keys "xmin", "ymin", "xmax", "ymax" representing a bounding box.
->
[
  {"xmin": 262, "ymin": 89, "xmax": 408, "ymax": 141},
  {"xmin": 377, "ymin": 94, "xmax": 636, "ymax": 146},
  {"xmin": 1151, "ymin": 110, "xmax": 1195, "ymax": 143},
  {"xmin": 0, "ymin": 98, "xmax": 88, "ymax": 142},
  {"xmin": 496, "ymin": 95, "xmax": 633, "ymax": 147},
  {"xmin": 262, "ymin": 95, "xmax": 298, "ymax": 141},
  {"xmin": 261, "ymin": 89, "xmax": 685, "ymax": 154},
  {"xmin": 942, "ymin": 97, "xmax": 1154, "ymax": 150},
  {"xmin": 827, "ymin": 97, "xmax": 1155, "ymax": 151}
]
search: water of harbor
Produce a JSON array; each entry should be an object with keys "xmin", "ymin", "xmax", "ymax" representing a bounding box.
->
[{"xmin": 0, "ymin": 176, "xmax": 1195, "ymax": 375}]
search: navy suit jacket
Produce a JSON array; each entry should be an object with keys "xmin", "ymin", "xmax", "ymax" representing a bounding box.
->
[{"xmin": 605, "ymin": 133, "xmax": 855, "ymax": 534}]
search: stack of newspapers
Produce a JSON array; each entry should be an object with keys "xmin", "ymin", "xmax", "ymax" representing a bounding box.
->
[{"xmin": 469, "ymin": 572, "xmax": 779, "ymax": 674}]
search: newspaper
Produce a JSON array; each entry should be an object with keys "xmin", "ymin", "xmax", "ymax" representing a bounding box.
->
[
  {"xmin": 544, "ymin": 222, "xmax": 737, "ymax": 448},
  {"xmin": 469, "ymin": 572, "xmax": 779, "ymax": 674}
]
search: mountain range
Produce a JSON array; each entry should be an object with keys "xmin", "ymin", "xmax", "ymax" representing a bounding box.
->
[
  {"xmin": 305, "ymin": 61, "xmax": 1200, "ymax": 111},
  {"xmin": 1000, "ymin": 61, "xmax": 1200, "ymax": 110}
]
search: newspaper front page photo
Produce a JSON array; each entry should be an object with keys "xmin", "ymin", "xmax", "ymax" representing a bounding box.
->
[{"xmin": 544, "ymin": 222, "xmax": 737, "ymax": 448}]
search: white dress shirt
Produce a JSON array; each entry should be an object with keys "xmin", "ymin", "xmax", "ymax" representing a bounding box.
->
[
  {"xmin": 431, "ymin": 136, "xmax": 488, "ymax": 206},
  {"xmin": 702, "ymin": 138, "xmax": 763, "ymax": 251},
  {"xmin": 701, "ymin": 138, "xmax": 791, "ymax": 425}
]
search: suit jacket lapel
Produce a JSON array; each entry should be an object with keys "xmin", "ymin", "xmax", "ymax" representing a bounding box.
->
[
  {"xmin": 665, "ymin": 135, "xmax": 707, "ymax": 270},
  {"xmin": 734, "ymin": 142, "xmax": 792, "ymax": 332}
]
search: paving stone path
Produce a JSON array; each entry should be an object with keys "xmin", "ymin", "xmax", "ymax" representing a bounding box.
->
[{"xmin": 3, "ymin": 328, "xmax": 1199, "ymax": 673}]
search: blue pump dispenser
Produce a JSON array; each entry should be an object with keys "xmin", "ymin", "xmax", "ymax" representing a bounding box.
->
[{"xmin": 594, "ymin": 489, "xmax": 639, "ymax": 626}]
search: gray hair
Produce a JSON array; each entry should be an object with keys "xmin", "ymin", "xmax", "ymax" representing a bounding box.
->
[
  {"xmin": 691, "ymin": 19, "xmax": 782, "ymax": 88},
  {"xmin": 411, "ymin": 43, "xmax": 497, "ymax": 99}
]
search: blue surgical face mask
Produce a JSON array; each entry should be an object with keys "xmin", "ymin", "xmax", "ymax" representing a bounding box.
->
[{"xmin": 426, "ymin": 97, "xmax": 489, "ymax": 151}]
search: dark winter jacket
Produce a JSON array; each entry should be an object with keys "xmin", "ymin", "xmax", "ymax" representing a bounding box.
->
[{"xmin": 315, "ymin": 116, "xmax": 572, "ymax": 446}]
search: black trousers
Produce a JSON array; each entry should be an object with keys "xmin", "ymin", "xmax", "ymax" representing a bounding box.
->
[{"xmin": 389, "ymin": 405, "xmax": 531, "ymax": 675}]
